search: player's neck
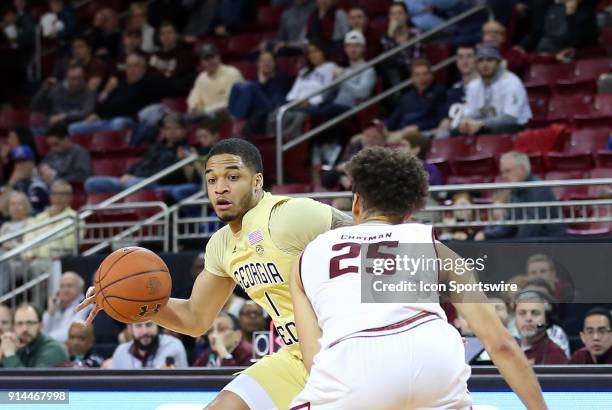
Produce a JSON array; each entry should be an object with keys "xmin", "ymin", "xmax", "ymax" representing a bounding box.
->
[{"xmin": 360, "ymin": 213, "xmax": 402, "ymax": 225}]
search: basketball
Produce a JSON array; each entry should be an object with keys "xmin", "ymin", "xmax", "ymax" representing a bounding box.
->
[{"xmin": 94, "ymin": 247, "xmax": 172, "ymax": 324}]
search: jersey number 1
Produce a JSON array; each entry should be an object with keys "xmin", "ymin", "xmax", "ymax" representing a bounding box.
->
[{"xmin": 329, "ymin": 241, "xmax": 399, "ymax": 279}]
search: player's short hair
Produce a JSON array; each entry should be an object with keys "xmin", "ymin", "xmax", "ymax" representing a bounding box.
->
[
  {"xmin": 207, "ymin": 138, "xmax": 263, "ymax": 174},
  {"xmin": 583, "ymin": 307, "xmax": 612, "ymax": 329},
  {"xmin": 346, "ymin": 146, "xmax": 428, "ymax": 219}
]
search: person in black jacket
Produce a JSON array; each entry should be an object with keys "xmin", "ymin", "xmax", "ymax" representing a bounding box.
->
[
  {"xmin": 499, "ymin": 151, "xmax": 566, "ymax": 238},
  {"xmin": 84, "ymin": 113, "xmax": 196, "ymax": 197}
]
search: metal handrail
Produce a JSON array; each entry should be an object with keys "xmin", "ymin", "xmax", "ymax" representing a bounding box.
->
[
  {"xmin": 0, "ymin": 155, "xmax": 198, "ymax": 264},
  {"xmin": 275, "ymin": 4, "xmax": 490, "ymax": 183},
  {"xmin": 0, "ymin": 213, "xmax": 75, "ymax": 245},
  {"xmin": 0, "ymin": 273, "xmax": 50, "ymax": 304}
]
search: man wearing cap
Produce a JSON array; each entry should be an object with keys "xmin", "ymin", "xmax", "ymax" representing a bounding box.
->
[
  {"xmin": 299, "ymin": 30, "xmax": 376, "ymax": 122},
  {"xmin": 457, "ymin": 45, "xmax": 532, "ymax": 136},
  {"xmin": 187, "ymin": 44, "xmax": 243, "ymax": 117},
  {"xmin": 3, "ymin": 145, "xmax": 49, "ymax": 214}
]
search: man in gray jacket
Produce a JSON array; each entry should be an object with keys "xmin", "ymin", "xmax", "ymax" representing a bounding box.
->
[{"xmin": 32, "ymin": 64, "xmax": 95, "ymax": 129}]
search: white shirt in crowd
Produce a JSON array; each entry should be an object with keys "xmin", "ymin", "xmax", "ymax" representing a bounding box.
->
[{"xmin": 286, "ymin": 62, "xmax": 337, "ymax": 106}]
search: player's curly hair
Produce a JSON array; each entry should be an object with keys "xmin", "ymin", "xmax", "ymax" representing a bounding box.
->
[{"xmin": 345, "ymin": 147, "xmax": 429, "ymax": 219}]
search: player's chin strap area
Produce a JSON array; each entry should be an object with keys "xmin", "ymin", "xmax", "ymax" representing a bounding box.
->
[{"xmin": 328, "ymin": 311, "xmax": 439, "ymax": 349}]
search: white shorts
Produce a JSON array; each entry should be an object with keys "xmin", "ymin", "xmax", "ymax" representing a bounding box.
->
[{"xmin": 290, "ymin": 314, "xmax": 472, "ymax": 410}]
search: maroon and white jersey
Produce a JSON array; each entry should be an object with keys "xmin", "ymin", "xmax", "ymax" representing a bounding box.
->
[{"xmin": 299, "ymin": 222, "xmax": 447, "ymax": 350}]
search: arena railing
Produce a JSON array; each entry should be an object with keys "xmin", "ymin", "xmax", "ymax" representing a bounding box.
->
[
  {"xmin": 170, "ymin": 178, "xmax": 612, "ymax": 251},
  {"xmin": 275, "ymin": 4, "xmax": 491, "ymax": 184}
]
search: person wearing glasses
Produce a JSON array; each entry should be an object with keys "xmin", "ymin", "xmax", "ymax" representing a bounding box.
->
[
  {"xmin": 570, "ymin": 308, "xmax": 612, "ymax": 364},
  {"xmin": 0, "ymin": 303, "xmax": 69, "ymax": 368}
]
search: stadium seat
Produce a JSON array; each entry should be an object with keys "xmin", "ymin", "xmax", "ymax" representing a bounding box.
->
[
  {"xmin": 256, "ymin": 5, "xmax": 284, "ymax": 30},
  {"xmin": 566, "ymin": 128, "xmax": 610, "ymax": 153},
  {"xmin": 357, "ymin": 0, "xmax": 392, "ymax": 17},
  {"xmin": 71, "ymin": 133, "xmax": 92, "ymax": 150},
  {"xmin": 587, "ymin": 168, "xmax": 612, "ymax": 198},
  {"xmin": 575, "ymin": 93, "xmax": 612, "ymax": 127},
  {"xmin": 528, "ymin": 152, "xmax": 547, "ymax": 174},
  {"xmin": 86, "ymin": 192, "xmax": 116, "ymax": 205},
  {"xmin": 429, "ymin": 137, "xmax": 473, "ymax": 160},
  {"xmin": 545, "ymin": 152, "xmax": 594, "ymax": 172},
  {"xmin": 595, "ymin": 150, "xmax": 612, "ymax": 168},
  {"xmin": 90, "ymin": 130, "xmax": 131, "ymax": 156},
  {"xmin": 547, "ymin": 94, "xmax": 593, "ymax": 122},
  {"xmin": 271, "ymin": 184, "xmax": 313, "ymax": 194},
  {"xmin": 569, "ymin": 58, "xmax": 611, "ymax": 83},
  {"xmin": 34, "ymin": 136, "xmax": 50, "ymax": 157},
  {"xmin": 277, "ymin": 56, "xmax": 304, "ymax": 77},
  {"xmin": 473, "ymin": 134, "xmax": 514, "ymax": 157},
  {"xmin": 452, "ymin": 155, "xmax": 497, "ymax": 177},
  {"xmin": 226, "ymin": 33, "xmax": 263, "ymax": 58},
  {"xmin": 523, "ymin": 63, "xmax": 573, "ymax": 89},
  {"xmin": 125, "ymin": 190, "xmax": 166, "ymax": 203},
  {"xmin": 528, "ymin": 95, "xmax": 550, "ymax": 127},
  {"xmin": 231, "ymin": 60, "xmax": 258, "ymax": 81},
  {"xmin": 162, "ymin": 98, "xmax": 188, "ymax": 113},
  {"xmin": 544, "ymin": 171, "xmax": 588, "ymax": 200},
  {"xmin": 91, "ymin": 158, "xmax": 127, "ymax": 177},
  {"xmin": 446, "ymin": 175, "xmax": 494, "ymax": 185}
]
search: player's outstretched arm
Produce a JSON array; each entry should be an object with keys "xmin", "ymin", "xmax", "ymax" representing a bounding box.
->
[
  {"xmin": 435, "ymin": 242, "xmax": 548, "ymax": 410},
  {"xmin": 289, "ymin": 255, "xmax": 322, "ymax": 373},
  {"xmin": 154, "ymin": 270, "xmax": 236, "ymax": 337},
  {"xmin": 75, "ymin": 269, "xmax": 235, "ymax": 337}
]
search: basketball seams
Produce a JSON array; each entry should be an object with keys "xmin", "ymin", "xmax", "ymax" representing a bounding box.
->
[
  {"xmin": 104, "ymin": 295, "xmax": 169, "ymax": 303},
  {"xmin": 98, "ymin": 269, "xmax": 170, "ymax": 293},
  {"xmin": 98, "ymin": 247, "xmax": 138, "ymax": 283},
  {"xmin": 103, "ymin": 295, "xmax": 142, "ymax": 323}
]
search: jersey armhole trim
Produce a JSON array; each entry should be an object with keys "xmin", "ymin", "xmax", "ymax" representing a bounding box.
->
[{"xmin": 431, "ymin": 227, "xmax": 440, "ymax": 285}]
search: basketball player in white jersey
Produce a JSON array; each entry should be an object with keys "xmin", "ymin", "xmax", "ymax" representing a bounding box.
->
[{"xmin": 289, "ymin": 147, "xmax": 547, "ymax": 410}]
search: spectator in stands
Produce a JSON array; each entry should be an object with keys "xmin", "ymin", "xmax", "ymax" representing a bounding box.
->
[
  {"xmin": 395, "ymin": 131, "xmax": 442, "ymax": 186},
  {"xmin": 182, "ymin": 0, "xmax": 219, "ymax": 38},
  {"xmin": 211, "ymin": 0, "xmax": 255, "ymax": 37},
  {"xmin": 40, "ymin": 0, "xmax": 78, "ymax": 49},
  {"xmin": 379, "ymin": 2, "xmax": 422, "ymax": 90},
  {"xmin": 179, "ymin": 120, "xmax": 220, "ymax": 199},
  {"xmin": 286, "ymin": 41, "xmax": 337, "ymax": 107},
  {"xmin": 317, "ymin": 119, "xmax": 386, "ymax": 190},
  {"xmin": 481, "ymin": 20, "xmax": 530, "ymax": 75},
  {"xmin": 53, "ymin": 36, "xmax": 108, "ymax": 92},
  {"xmin": 40, "ymin": 124, "xmax": 91, "ymax": 184},
  {"xmin": 514, "ymin": 290, "xmax": 567, "ymax": 364},
  {"xmin": 42, "ymin": 271, "xmax": 91, "ymax": 343},
  {"xmin": 0, "ymin": 4, "xmax": 35, "ymax": 102},
  {"xmin": 238, "ymin": 301, "xmax": 267, "ymax": 344},
  {"xmin": 518, "ymin": 0, "xmax": 598, "ymax": 61},
  {"xmin": 384, "ymin": 59, "xmax": 447, "ymax": 134},
  {"xmin": 84, "ymin": 112, "xmax": 194, "ymax": 202},
  {"xmin": 127, "ymin": 2, "xmax": 155, "ymax": 53},
  {"xmin": 193, "ymin": 312, "xmax": 253, "ymax": 367},
  {"xmin": 1, "ymin": 127, "xmax": 38, "ymax": 178},
  {"xmin": 299, "ymin": 30, "xmax": 376, "ymax": 122},
  {"xmin": 21, "ymin": 179, "xmax": 77, "ymax": 263},
  {"xmin": 2, "ymin": 146, "xmax": 49, "ymax": 215},
  {"xmin": 87, "ymin": 8, "xmax": 121, "ymax": 58},
  {"xmin": 570, "ymin": 308, "xmax": 612, "ymax": 364},
  {"xmin": 489, "ymin": 294, "xmax": 511, "ymax": 328},
  {"xmin": 439, "ymin": 192, "xmax": 478, "ymax": 241},
  {"xmin": 435, "ymin": 45, "xmax": 478, "ymax": 138},
  {"xmin": 474, "ymin": 191, "xmax": 515, "ymax": 240},
  {"xmin": 0, "ymin": 192, "xmax": 34, "ymax": 249},
  {"xmin": 526, "ymin": 254, "xmax": 573, "ymax": 302},
  {"xmin": 0, "ymin": 303, "xmax": 69, "ymax": 368},
  {"xmin": 305, "ymin": 0, "xmax": 350, "ymax": 54},
  {"xmin": 269, "ymin": 0, "xmax": 316, "ymax": 55},
  {"xmin": 346, "ymin": 6, "xmax": 383, "ymax": 61},
  {"xmin": 228, "ymin": 51, "xmax": 291, "ymax": 136},
  {"xmin": 457, "ymin": 45, "xmax": 532, "ymax": 136},
  {"xmin": 147, "ymin": 21, "xmax": 196, "ymax": 97},
  {"xmin": 499, "ymin": 151, "xmax": 566, "ymax": 238},
  {"xmin": 32, "ymin": 64, "xmax": 96, "ymax": 129},
  {"xmin": 111, "ymin": 321, "xmax": 188, "ymax": 368},
  {"xmin": 0, "ymin": 304, "xmax": 11, "ymax": 334},
  {"xmin": 114, "ymin": 29, "xmax": 144, "ymax": 74},
  {"xmin": 68, "ymin": 53, "xmax": 166, "ymax": 136},
  {"xmin": 187, "ymin": 44, "xmax": 243, "ymax": 119},
  {"xmin": 403, "ymin": 0, "xmax": 460, "ymax": 31},
  {"xmin": 58, "ymin": 321, "xmax": 103, "ymax": 367}
]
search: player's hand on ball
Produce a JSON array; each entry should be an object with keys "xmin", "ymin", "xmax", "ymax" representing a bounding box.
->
[{"xmin": 74, "ymin": 286, "xmax": 101, "ymax": 325}]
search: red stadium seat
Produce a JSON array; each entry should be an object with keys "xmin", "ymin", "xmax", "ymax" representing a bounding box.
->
[
  {"xmin": 547, "ymin": 94, "xmax": 593, "ymax": 122},
  {"xmin": 231, "ymin": 60, "xmax": 258, "ymax": 81},
  {"xmin": 473, "ymin": 134, "xmax": 515, "ymax": 157},
  {"xmin": 566, "ymin": 128, "xmax": 610, "ymax": 153},
  {"xmin": 357, "ymin": 0, "xmax": 392, "ymax": 17},
  {"xmin": 86, "ymin": 192, "xmax": 116, "ymax": 205},
  {"xmin": 34, "ymin": 136, "xmax": 50, "ymax": 157},
  {"xmin": 452, "ymin": 155, "xmax": 497, "ymax": 176},
  {"xmin": 277, "ymin": 56, "xmax": 304, "ymax": 77},
  {"xmin": 528, "ymin": 95, "xmax": 550, "ymax": 127},
  {"xmin": 595, "ymin": 150, "xmax": 612, "ymax": 168},
  {"xmin": 446, "ymin": 175, "xmax": 495, "ymax": 185},
  {"xmin": 545, "ymin": 152, "xmax": 594, "ymax": 172},
  {"xmin": 423, "ymin": 42, "xmax": 451, "ymax": 64},
  {"xmin": 523, "ymin": 63, "xmax": 573, "ymax": 89},
  {"xmin": 429, "ymin": 137, "xmax": 473, "ymax": 160},
  {"xmin": 91, "ymin": 158, "xmax": 127, "ymax": 177},
  {"xmin": 544, "ymin": 171, "xmax": 588, "ymax": 200},
  {"xmin": 70, "ymin": 134, "xmax": 92, "ymax": 150},
  {"xmin": 162, "ymin": 98, "xmax": 188, "ymax": 113},
  {"xmin": 90, "ymin": 130, "xmax": 131, "ymax": 156},
  {"xmin": 125, "ymin": 190, "xmax": 165, "ymax": 203},
  {"xmin": 226, "ymin": 33, "xmax": 263, "ymax": 58},
  {"xmin": 271, "ymin": 184, "xmax": 313, "ymax": 194},
  {"xmin": 555, "ymin": 59, "xmax": 610, "ymax": 94},
  {"xmin": 528, "ymin": 152, "xmax": 547, "ymax": 174},
  {"xmin": 257, "ymin": 5, "xmax": 284, "ymax": 30}
]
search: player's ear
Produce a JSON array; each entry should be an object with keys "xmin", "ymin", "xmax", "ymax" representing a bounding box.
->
[
  {"xmin": 351, "ymin": 193, "xmax": 361, "ymax": 221},
  {"xmin": 253, "ymin": 172, "xmax": 263, "ymax": 191}
]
